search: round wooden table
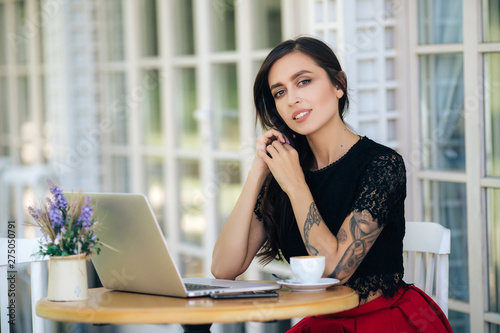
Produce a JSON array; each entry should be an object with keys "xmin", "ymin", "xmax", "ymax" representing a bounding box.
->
[{"xmin": 36, "ymin": 284, "xmax": 358, "ymax": 332}]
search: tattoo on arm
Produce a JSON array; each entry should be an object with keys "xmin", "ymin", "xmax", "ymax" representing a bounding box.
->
[
  {"xmin": 337, "ymin": 229, "xmax": 347, "ymax": 243},
  {"xmin": 303, "ymin": 202, "xmax": 321, "ymax": 255},
  {"xmin": 329, "ymin": 211, "xmax": 382, "ymax": 283}
]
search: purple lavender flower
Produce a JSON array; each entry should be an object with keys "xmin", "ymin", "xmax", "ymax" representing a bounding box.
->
[
  {"xmin": 49, "ymin": 205, "xmax": 64, "ymax": 229},
  {"xmin": 78, "ymin": 195, "xmax": 93, "ymax": 230},
  {"xmin": 48, "ymin": 179, "xmax": 68, "ymax": 209},
  {"xmin": 28, "ymin": 206, "xmax": 39, "ymax": 220}
]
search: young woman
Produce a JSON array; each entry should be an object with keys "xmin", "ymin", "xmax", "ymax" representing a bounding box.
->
[{"xmin": 211, "ymin": 36, "xmax": 452, "ymax": 332}]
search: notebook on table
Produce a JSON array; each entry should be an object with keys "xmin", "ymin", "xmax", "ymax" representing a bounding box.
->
[{"xmin": 64, "ymin": 192, "xmax": 280, "ymax": 298}]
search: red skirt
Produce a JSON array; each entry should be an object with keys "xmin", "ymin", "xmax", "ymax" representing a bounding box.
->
[{"xmin": 287, "ymin": 286, "xmax": 453, "ymax": 333}]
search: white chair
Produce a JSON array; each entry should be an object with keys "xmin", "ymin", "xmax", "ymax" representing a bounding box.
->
[
  {"xmin": 0, "ymin": 237, "xmax": 47, "ymax": 333},
  {"xmin": 403, "ymin": 222, "xmax": 450, "ymax": 317}
]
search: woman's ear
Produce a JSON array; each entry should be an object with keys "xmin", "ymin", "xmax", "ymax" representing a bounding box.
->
[
  {"xmin": 335, "ymin": 71, "xmax": 346, "ymax": 99},
  {"xmin": 336, "ymin": 86, "xmax": 344, "ymax": 99}
]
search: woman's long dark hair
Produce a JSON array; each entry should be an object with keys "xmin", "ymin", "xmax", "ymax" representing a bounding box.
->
[{"xmin": 253, "ymin": 36, "xmax": 349, "ymax": 264}]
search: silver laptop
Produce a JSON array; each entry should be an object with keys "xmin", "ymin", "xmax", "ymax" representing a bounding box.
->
[{"xmin": 71, "ymin": 192, "xmax": 280, "ymax": 298}]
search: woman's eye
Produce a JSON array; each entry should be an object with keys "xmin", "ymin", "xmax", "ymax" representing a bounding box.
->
[
  {"xmin": 273, "ymin": 90, "xmax": 285, "ymax": 98},
  {"xmin": 298, "ymin": 79, "xmax": 311, "ymax": 86}
]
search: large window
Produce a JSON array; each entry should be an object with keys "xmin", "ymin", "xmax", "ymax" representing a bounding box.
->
[{"xmin": 407, "ymin": 0, "xmax": 500, "ymax": 332}]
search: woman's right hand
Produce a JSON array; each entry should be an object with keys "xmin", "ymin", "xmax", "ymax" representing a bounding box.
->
[{"xmin": 252, "ymin": 128, "xmax": 289, "ymax": 175}]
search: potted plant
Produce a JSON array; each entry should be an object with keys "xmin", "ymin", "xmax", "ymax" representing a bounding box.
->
[{"xmin": 28, "ymin": 179, "xmax": 101, "ymax": 301}]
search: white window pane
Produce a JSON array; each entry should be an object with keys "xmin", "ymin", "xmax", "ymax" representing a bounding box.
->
[
  {"xmin": 483, "ymin": 0, "xmax": 500, "ymax": 42},
  {"xmin": 212, "ymin": 0, "xmax": 236, "ymax": 51},
  {"xmin": 138, "ymin": 0, "xmax": 159, "ymax": 57},
  {"xmin": 356, "ymin": 0, "xmax": 375, "ymax": 21},
  {"xmin": 176, "ymin": 68, "xmax": 199, "ymax": 149},
  {"xmin": 144, "ymin": 156, "xmax": 165, "ymax": 232},
  {"xmin": 18, "ymin": 76, "xmax": 30, "ymax": 132},
  {"xmin": 213, "ymin": 63, "xmax": 239, "ymax": 150},
  {"xmin": 252, "ymin": 0, "xmax": 282, "ymax": 50},
  {"xmin": 385, "ymin": 27, "xmax": 394, "ymax": 50},
  {"xmin": 141, "ymin": 70, "xmax": 163, "ymax": 146},
  {"xmin": 487, "ymin": 189, "xmax": 500, "ymax": 314},
  {"xmin": 327, "ymin": 0, "xmax": 337, "ymax": 22},
  {"xmin": 384, "ymin": 0, "xmax": 395, "ymax": 18},
  {"xmin": 419, "ymin": 53, "xmax": 465, "ymax": 171},
  {"xmin": 386, "ymin": 89, "xmax": 396, "ymax": 111},
  {"xmin": 448, "ymin": 311, "xmax": 470, "ymax": 333},
  {"xmin": 107, "ymin": 72, "xmax": 128, "ymax": 145},
  {"xmin": 489, "ymin": 323, "xmax": 500, "ymax": 333},
  {"xmin": 216, "ymin": 161, "xmax": 241, "ymax": 234},
  {"xmin": 327, "ymin": 30, "xmax": 338, "ymax": 50},
  {"xmin": 358, "ymin": 90, "xmax": 377, "ymax": 114},
  {"xmin": 358, "ymin": 121, "xmax": 378, "ymax": 141},
  {"xmin": 179, "ymin": 160, "xmax": 203, "ymax": 246},
  {"xmin": 174, "ymin": 0, "xmax": 195, "ymax": 55},
  {"xmin": 314, "ymin": 0, "xmax": 323, "ymax": 23},
  {"xmin": 386, "ymin": 58, "xmax": 395, "ymax": 80},
  {"xmin": 356, "ymin": 28, "xmax": 377, "ymax": 52},
  {"xmin": 111, "ymin": 156, "xmax": 130, "ymax": 193},
  {"xmin": 0, "ymin": 3, "xmax": 6, "ymax": 64},
  {"xmin": 103, "ymin": 0, "xmax": 125, "ymax": 61},
  {"xmin": 387, "ymin": 119, "xmax": 396, "ymax": 141},
  {"xmin": 484, "ymin": 53, "xmax": 500, "ymax": 177},
  {"xmin": 418, "ymin": 0, "xmax": 463, "ymax": 44},
  {"xmin": 0, "ymin": 77, "xmax": 8, "ymax": 135},
  {"xmin": 422, "ymin": 181, "xmax": 469, "ymax": 302},
  {"xmin": 358, "ymin": 59, "xmax": 377, "ymax": 82},
  {"xmin": 14, "ymin": 1, "xmax": 27, "ymax": 64}
]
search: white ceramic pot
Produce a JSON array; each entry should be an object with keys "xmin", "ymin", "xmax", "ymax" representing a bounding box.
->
[{"xmin": 47, "ymin": 254, "xmax": 88, "ymax": 301}]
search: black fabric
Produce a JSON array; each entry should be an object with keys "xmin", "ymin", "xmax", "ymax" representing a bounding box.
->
[{"xmin": 254, "ymin": 137, "xmax": 407, "ymax": 300}]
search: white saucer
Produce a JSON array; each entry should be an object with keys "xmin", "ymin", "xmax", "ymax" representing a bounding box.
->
[{"xmin": 277, "ymin": 278, "xmax": 340, "ymax": 292}]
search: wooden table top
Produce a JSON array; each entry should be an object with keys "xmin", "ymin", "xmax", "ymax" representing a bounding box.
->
[{"xmin": 36, "ymin": 284, "xmax": 358, "ymax": 325}]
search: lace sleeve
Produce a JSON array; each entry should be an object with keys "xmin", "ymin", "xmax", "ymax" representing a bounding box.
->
[
  {"xmin": 253, "ymin": 180, "xmax": 268, "ymax": 221},
  {"xmin": 351, "ymin": 152, "xmax": 406, "ymax": 227}
]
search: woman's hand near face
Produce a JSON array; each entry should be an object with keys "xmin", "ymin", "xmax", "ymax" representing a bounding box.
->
[
  {"xmin": 252, "ymin": 128, "xmax": 289, "ymax": 176},
  {"xmin": 257, "ymin": 137, "xmax": 307, "ymax": 195}
]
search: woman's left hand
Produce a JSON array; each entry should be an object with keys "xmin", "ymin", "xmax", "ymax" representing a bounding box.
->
[{"xmin": 256, "ymin": 140, "xmax": 307, "ymax": 195}]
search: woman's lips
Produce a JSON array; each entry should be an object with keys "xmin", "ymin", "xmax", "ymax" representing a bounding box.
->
[{"xmin": 292, "ymin": 109, "xmax": 311, "ymax": 123}]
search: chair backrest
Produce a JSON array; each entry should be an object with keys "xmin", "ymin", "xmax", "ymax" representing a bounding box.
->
[
  {"xmin": 403, "ymin": 222, "xmax": 450, "ymax": 317},
  {"xmin": 0, "ymin": 238, "xmax": 47, "ymax": 333}
]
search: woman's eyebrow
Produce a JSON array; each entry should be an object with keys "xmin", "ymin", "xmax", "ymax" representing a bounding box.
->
[{"xmin": 269, "ymin": 70, "xmax": 313, "ymax": 91}]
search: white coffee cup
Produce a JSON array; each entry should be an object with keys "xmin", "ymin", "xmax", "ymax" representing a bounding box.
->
[{"xmin": 290, "ymin": 256, "xmax": 325, "ymax": 284}]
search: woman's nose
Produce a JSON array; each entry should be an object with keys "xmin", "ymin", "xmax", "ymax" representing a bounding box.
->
[{"xmin": 287, "ymin": 92, "xmax": 301, "ymax": 106}]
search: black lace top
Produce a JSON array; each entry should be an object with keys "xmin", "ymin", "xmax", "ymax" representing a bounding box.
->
[{"xmin": 254, "ymin": 137, "xmax": 408, "ymax": 301}]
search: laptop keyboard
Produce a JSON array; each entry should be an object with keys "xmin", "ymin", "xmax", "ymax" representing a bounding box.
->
[{"xmin": 185, "ymin": 283, "xmax": 229, "ymax": 291}]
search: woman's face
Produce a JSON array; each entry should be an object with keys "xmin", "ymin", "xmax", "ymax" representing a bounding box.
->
[{"xmin": 267, "ymin": 51, "xmax": 344, "ymax": 136}]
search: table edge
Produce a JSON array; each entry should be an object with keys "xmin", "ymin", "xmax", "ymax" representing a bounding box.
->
[{"xmin": 36, "ymin": 287, "xmax": 359, "ymax": 325}]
